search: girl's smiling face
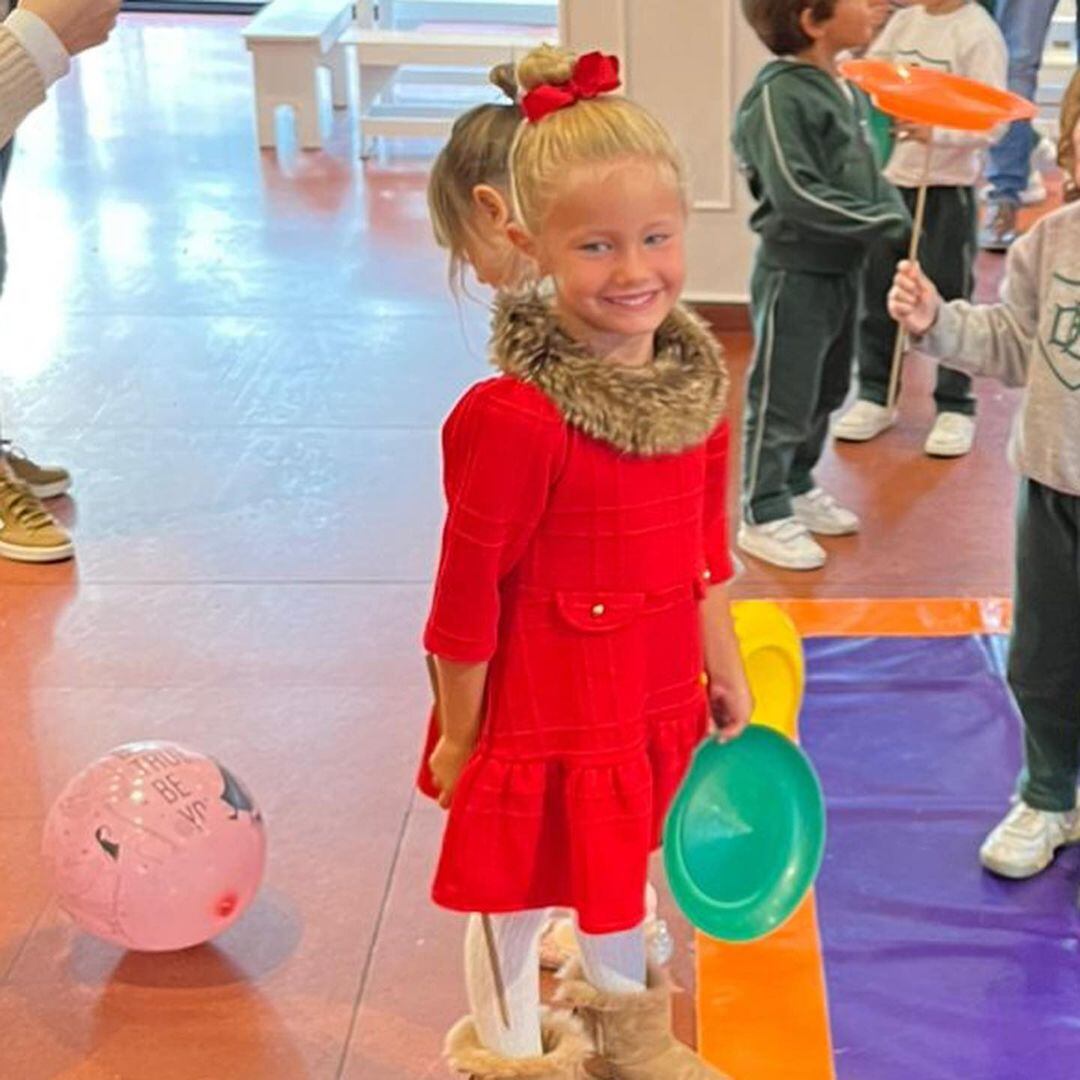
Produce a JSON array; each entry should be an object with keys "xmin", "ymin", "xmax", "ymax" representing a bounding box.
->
[{"xmin": 519, "ymin": 156, "xmax": 686, "ymax": 365}]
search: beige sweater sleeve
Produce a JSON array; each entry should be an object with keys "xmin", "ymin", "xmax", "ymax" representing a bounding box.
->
[{"xmin": 0, "ymin": 24, "xmax": 46, "ymax": 146}]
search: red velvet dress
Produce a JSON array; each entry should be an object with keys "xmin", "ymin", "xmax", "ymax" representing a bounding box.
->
[{"xmin": 418, "ymin": 299, "xmax": 732, "ymax": 934}]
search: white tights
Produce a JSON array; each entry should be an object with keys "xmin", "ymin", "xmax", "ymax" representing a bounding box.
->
[{"xmin": 465, "ymin": 908, "xmax": 647, "ymax": 1059}]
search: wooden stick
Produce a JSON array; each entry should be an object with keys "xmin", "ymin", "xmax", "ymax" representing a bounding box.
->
[
  {"xmin": 481, "ymin": 913, "xmax": 512, "ymax": 1029},
  {"xmin": 425, "ymin": 654, "xmax": 511, "ymax": 1029},
  {"xmin": 886, "ymin": 138, "xmax": 934, "ymax": 413},
  {"xmin": 425, "ymin": 653, "xmax": 440, "ymax": 715}
]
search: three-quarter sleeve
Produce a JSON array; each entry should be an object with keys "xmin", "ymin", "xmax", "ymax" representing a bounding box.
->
[{"xmin": 424, "ymin": 378, "xmax": 566, "ymax": 662}]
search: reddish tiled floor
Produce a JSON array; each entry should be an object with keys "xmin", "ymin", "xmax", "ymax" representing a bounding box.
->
[{"xmin": 0, "ymin": 14, "xmax": 1050, "ymax": 1079}]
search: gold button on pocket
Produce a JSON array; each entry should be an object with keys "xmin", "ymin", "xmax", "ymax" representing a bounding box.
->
[{"xmin": 554, "ymin": 591, "xmax": 645, "ymax": 633}]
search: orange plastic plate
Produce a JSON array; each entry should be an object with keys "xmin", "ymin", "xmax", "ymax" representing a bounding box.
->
[{"xmin": 840, "ymin": 58, "xmax": 1037, "ymax": 132}]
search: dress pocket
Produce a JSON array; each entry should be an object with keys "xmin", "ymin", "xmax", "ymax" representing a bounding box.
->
[
  {"xmin": 554, "ymin": 591, "xmax": 646, "ymax": 634},
  {"xmin": 486, "ymin": 589, "xmax": 651, "ymax": 755}
]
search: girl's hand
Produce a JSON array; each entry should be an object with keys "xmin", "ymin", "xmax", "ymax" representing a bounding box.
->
[
  {"xmin": 888, "ymin": 259, "xmax": 941, "ymax": 337},
  {"xmin": 428, "ymin": 736, "xmax": 474, "ymax": 809},
  {"xmin": 707, "ymin": 668, "xmax": 754, "ymax": 743}
]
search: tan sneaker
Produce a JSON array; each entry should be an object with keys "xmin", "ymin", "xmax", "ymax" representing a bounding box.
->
[
  {"xmin": 2, "ymin": 441, "xmax": 72, "ymax": 499},
  {"xmin": 0, "ymin": 470, "xmax": 75, "ymax": 563}
]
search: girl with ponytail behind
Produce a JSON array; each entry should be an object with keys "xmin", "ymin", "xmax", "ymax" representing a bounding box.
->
[
  {"xmin": 427, "ymin": 62, "xmax": 531, "ymax": 292},
  {"xmin": 420, "ymin": 42, "xmax": 746, "ymax": 1080}
]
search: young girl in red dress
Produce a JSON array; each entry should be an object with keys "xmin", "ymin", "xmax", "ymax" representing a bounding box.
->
[
  {"xmin": 427, "ymin": 58, "xmax": 678, "ymax": 977},
  {"xmin": 421, "ymin": 44, "xmax": 750, "ymax": 1080}
]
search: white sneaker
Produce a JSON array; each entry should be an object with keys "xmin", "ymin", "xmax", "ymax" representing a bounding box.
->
[
  {"xmin": 1020, "ymin": 168, "xmax": 1047, "ymax": 206},
  {"xmin": 738, "ymin": 517, "xmax": 826, "ymax": 571},
  {"xmin": 979, "ymin": 800, "xmax": 1080, "ymax": 879},
  {"xmin": 791, "ymin": 487, "xmax": 860, "ymax": 536},
  {"xmin": 832, "ymin": 400, "xmax": 897, "ymax": 442},
  {"xmin": 924, "ymin": 412, "xmax": 975, "ymax": 458},
  {"xmin": 980, "ymin": 142, "xmax": 1053, "ymax": 205},
  {"xmin": 1018, "ymin": 137, "xmax": 1057, "ymax": 206}
]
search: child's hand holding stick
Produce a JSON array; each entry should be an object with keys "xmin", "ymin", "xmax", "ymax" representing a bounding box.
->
[{"xmin": 888, "ymin": 259, "xmax": 942, "ymax": 338}]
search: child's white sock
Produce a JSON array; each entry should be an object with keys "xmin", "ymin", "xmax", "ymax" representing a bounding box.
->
[
  {"xmin": 464, "ymin": 908, "xmax": 551, "ymax": 1058},
  {"xmin": 574, "ymin": 916, "xmax": 647, "ymax": 994}
]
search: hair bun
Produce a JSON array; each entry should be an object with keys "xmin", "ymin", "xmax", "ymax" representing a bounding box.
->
[
  {"xmin": 516, "ymin": 44, "xmax": 577, "ymax": 95},
  {"xmin": 488, "ymin": 62, "xmax": 519, "ymax": 102}
]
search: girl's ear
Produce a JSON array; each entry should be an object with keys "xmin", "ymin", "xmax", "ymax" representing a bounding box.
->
[
  {"xmin": 506, "ymin": 221, "xmax": 542, "ymax": 268},
  {"xmin": 471, "ymin": 184, "xmax": 511, "ymax": 228}
]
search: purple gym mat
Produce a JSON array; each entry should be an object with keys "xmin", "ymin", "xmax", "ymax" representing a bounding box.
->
[{"xmin": 801, "ymin": 635, "xmax": 1080, "ymax": 1080}]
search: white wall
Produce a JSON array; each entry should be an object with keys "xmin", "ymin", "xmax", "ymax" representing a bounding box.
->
[{"xmin": 560, "ymin": 0, "xmax": 768, "ymax": 303}]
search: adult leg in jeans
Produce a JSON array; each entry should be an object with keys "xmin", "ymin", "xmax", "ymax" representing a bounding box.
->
[
  {"xmin": 986, "ymin": 0, "xmax": 1059, "ymax": 202},
  {"xmin": 981, "ymin": 0, "xmax": 1059, "ymax": 249}
]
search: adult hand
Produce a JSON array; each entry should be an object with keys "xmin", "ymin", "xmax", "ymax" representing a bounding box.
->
[{"xmin": 20, "ymin": 0, "xmax": 121, "ymax": 57}]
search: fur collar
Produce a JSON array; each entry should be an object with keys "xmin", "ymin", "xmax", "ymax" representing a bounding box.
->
[{"xmin": 490, "ymin": 292, "xmax": 729, "ymax": 456}]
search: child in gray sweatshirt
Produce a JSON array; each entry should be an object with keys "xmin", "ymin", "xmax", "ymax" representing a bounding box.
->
[{"xmin": 889, "ymin": 129, "xmax": 1080, "ymax": 887}]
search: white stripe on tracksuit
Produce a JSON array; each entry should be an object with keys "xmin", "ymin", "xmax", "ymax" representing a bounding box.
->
[{"xmin": 745, "ymin": 270, "xmax": 785, "ymax": 524}]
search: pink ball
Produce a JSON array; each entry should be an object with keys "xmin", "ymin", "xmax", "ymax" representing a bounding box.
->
[{"xmin": 42, "ymin": 741, "xmax": 267, "ymax": 951}]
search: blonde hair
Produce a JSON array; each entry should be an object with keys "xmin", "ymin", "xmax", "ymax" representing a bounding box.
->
[
  {"xmin": 427, "ymin": 63, "xmax": 523, "ymax": 288},
  {"xmin": 508, "ymin": 44, "xmax": 687, "ymax": 234},
  {"xmin": 1059, "ymin": 68, "xmax": 1080, "ymax": 203}
]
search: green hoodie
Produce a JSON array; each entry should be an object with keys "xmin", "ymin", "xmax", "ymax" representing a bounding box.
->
[{"xmin": 733, "ymin": 60, "xmax": 911, "ymax": 273}]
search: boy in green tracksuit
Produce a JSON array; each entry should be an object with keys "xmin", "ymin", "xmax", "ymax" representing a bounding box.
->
[{"xmin": 733, "ymin": 0, "xmax": 911, "ymax": 570}]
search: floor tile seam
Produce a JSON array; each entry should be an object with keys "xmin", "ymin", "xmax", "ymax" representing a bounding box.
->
[{"xmin": 333, "ymin": 787, "xmax": 417, "ymax": 1080}]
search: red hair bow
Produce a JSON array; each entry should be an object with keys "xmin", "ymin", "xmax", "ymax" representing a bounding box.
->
[{"xmin": 521, "ymin": 51, "xmax": 622, "ymax": 123}]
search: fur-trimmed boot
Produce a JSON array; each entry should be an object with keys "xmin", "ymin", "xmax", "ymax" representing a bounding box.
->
[
  {"xmin": 555, "ymin": 962, "xmax": 730, "ymax": 1080},
  {"xmin": 445, "ymin": 1011, "xmax": 594, "ymax": 1079}
]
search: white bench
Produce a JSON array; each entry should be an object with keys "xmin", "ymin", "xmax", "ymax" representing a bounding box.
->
[
  {"xmin": 340, "ymin": 26, "xmax": 544, "ymax": 155},
  {"xmin": 1047, "ymin": 3, "xmax": 1077, "ymax": 52},
  {"xmin": 242, "ymin": 0, "xmax": 366, "ymax": 150},
  {"xmin": 379, "ymin": 1, "xmax": 557, "ymax": 28}
]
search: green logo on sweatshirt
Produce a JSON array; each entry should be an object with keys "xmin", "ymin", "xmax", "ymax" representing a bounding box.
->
[
  {"xmin": 893, "ymin": 50, "xmax": 951, "ymax": 74},
  {"xmin": 1040, "ymin": 274, "xmax": 1080, "ymax": 390},
  {"xmin": 1050, "ymin": 307, "xmax": 1080, "ymax": 360}
]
